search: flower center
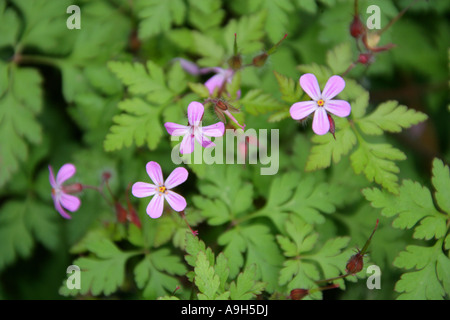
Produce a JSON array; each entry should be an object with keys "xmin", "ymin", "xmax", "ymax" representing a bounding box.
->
[
  {"xmin": 317, "ymin": 99, "xmax": 325, "ymax": 107},
  {"xmin": 158, "ymin": 186, "xmax": 167, "ymax": 194}
]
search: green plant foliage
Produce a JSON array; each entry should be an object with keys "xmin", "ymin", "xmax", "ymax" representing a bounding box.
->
[{"xmin": 364, "ymin": 159, "xmax": 450, "ymax": 299}]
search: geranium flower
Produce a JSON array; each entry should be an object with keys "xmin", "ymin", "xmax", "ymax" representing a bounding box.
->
[
  {"xmin": 176, "ymin": 58, "xmax": 240, "ymax": 97},
  {"xmin": 204, "ymin": 67, "xmax": 236, "ymax": 96},
  {"xmin": 48, "ymin": 163, "xmax": 81, "ymax": 219},
  {"xmin": 131, "ymin": 161, "xmax": 188, "ymax": 219},
  {"xmin": 290, "ymin": 74, "xmax": 351, "ymax": 135},
  {"xmin": 164, "ymin": 101, "xmax": 225, "ymax": 154}
]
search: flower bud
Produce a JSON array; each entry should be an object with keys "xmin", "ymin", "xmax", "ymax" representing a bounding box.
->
[
  {"xmin": 252, "ymin": 52, "xmax": 268, "ymax": 67},
  {"xmin": 357, "ymin": 53, "xmax": 372, "ymax": 65},
  {"xmin": 290, "ymin": 289, "xmax": 309, "ymax": 300},
  {"xmin": 350, "ymin": 15, "xmax": 365, "ymax": 38},
  {"xmin": 62, "ymin": 183, "xmax": 83, "ymax": 194},
  {"xmin": 327, "ymin": 114, "xmax": 336, "ymax": 140},
  {"xmin": 346, "ymin": 252, "xmax": 364, "ymax": 274},
  {"xmin": 228, "ymin": 55, "xmax": 242, "ymax": 71},
  {"xmin": 115, "ymin": 202, "xmax": 128, "ymax": 223}
]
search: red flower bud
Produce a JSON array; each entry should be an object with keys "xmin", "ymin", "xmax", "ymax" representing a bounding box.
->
[
  {"xmin": 252, "ymin": 52, "xmax": 268, "ymax": 67},
  {"xmin": 115, "ymin": 202, "xmax": 127, "ymax": 223},
  {"xmin": 346, "ymin": 251, "xmax": 364, "ymax": 274},
  {"xmin": 357, "ymin": 53, "xmax": 372, "ymax": 65},
  {"xmin": 62, "ymin": 183, "xmax": 83, "ymax": 194},
  {"xmin": 350, "ymin": 15, "xmax": 366, "ymax": 38},
  {"xmin": 290, "ymin": 289, "xmax": 309, "ymax": 300},
  {"xmin": 327, "ymin": 114, "xmax": 336, "ymax": 140}
]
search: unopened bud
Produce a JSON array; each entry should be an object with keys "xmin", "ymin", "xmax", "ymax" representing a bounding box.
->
[
  {"xmin": 290, "ymin": 289, "xmax": 309, "ymax": 300},
  {"xmin": 252, "ymin": 52, "xmax": 268, "ymax": 67},
  {"xmin": 228, "ymin": 55, "xmax": 242, "ymax": 71},
  {"xmin": 62, "ymin": 183, "xmax": 83, "ymax": 194},
  {"xmin": 350, "ymin": 15, "xmax": 365, "ymax": 38},
  {"xmin": 346, "ymin": 252, "xmax": 364, "ymax": 274},
  {"xmin": 102, "ymin": 171, "xmax": 112, "ymax": 182},
  {"xmin": 115, "ymin": 202, "xmax": 127, "ymax": 223},
  {"xmin": 327, "ymin": 114, "xmax": 336, "ymax": 140},
  {"xmin": 357, "ymin": 53, "xmax": 372, "ymax": 65}
]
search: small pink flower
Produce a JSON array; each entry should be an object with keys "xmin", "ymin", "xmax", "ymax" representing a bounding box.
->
[
  {"xmin": 48, "ymin": 163, "xmax": 81, "ymax": 219},
  {"xmin": 176, "ymin": 59, "xmax": 240, "ymax": 97},
  {"xmin": 164, "ymin": 101, "xmax": 225, "ymax": 154},
  {"xmin": 290, "ymin": 74, "xmax": 351, "ymax": 135},
  {"xmin": 204, "ymin": 67, "xmax": 236, "ymax": 96},
  {"xmin": 132, "ymin": 161, "xmax": 188, "ymax": 219}
]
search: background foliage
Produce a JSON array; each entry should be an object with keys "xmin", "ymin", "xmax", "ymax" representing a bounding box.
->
[{"xmin": 0, "ymin": 0, "xmax": 449, "ymax": 300}]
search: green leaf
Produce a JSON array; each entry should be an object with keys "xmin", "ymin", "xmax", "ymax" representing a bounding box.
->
[
  {"xmin": 229, "ymin": 264, "xmax": 265, "ymax": 300},
  {"xmin": 305, "ymin": 119, "xmax": 356, "ymax": 171},
  {"xmin": 431, "ymin": 158, "xmax": 450, "ymax": 214},
  {"xmin": 219, "ymin": 224, "xmax": 283, "ymax": 292},
  {"xmin": 108, "ymin": 61, "xmax": 174, "ymax": 103},
  {"xmin": 278, "ymin": 216, "xmax": 351, "ymax": 295},
  {"xmin": 394, "ymin": 241, "xmax": 449, "ymax": 300},
  {"xmin": 351, "ymin": 142, "xmax": 406, "ymax": 194},
  {"xmin": 326, "ymin": 42, "xmax": 353, "ymax": 75},
  {"xmin": 273, "ymin": 71, "xmax": 303, "ymax": 105},
  {"xmin": 136, "ymin": 0, "xmax": 186, "ymax": 39},
  {"xmin": 104, "ymin": 98, "xmax": 163, "ymax": 151},
  {"xmin": 238, "ymin": 89, "xmax": 285, "ymax": 115},
  {"xmin": 194, "ymin": 251, "xmax": 221, "ymax": 300},
  {"xmin": 134, "ymin": 254, "xmax": 185, "ymax": 299},
  {"xmin": 188, "ymin": 0, "xmax": 224, "ymax": 32},
  {"xmin": 357, "ymin": 101, "xmax": 428, "ymax": 135},
  {"xmin": 0, "ymin": 199, "xmax": 59, "ymax": 271},
  {"xmin": 363, "ymin": 160, "xmax": 448, "ymax": 240},
  {"xmin": 0, "ymin": 64, "xmax": 43, "ymax": 187},
  {"xmin": 65, "ymin": 239, "xmax": 136, "ymax": 296},
  {"xmin": 224, "ymin": 11, "xmax": 266, "ymax": 55}
]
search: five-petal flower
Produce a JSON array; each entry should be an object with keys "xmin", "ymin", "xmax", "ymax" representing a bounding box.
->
[
  {"xmin": 164, "ymin": 101, "xmax": 225, "ymax": 154},
  {"xmin": 132, "ymin": 161, "xmax": 188, "ymax": 219},
  {"xmin": 48, "ymin": 163, "xmax": 81, "ymax": 219},
  {"xmin": 290, "ymin": 73, "xmax": 351, "ymax": 135}
]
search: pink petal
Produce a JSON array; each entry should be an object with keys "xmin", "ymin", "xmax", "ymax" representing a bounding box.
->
[
  {"xmin": 146, "ymin": 194, "xmax": 164, "ymax": 219},
  {"xmin": 180, "ymin": 133, "xmax": 195, "ymax": 154},
  {"xmin": 325, "ymin": 100, "xmax": 351, "ymax": 117},
  {"xmin": 146, "ymin": 161, "xmax": 164, "ymax": 186},
  {"xmin": 195, "ymin": 130, "xmax": 215, "ymax": 148},
  {"xmin": 56, "ymin": 163, "xmax": 76, "ymax": 185},
  {"xmin": 48, "ymin": 165, "xmax": 57, "ymax": 188},
  {"xmin": 187, "ymin": 101, "xmax": 205, "ymax": 126},
  {"xmin": 164, "ymin": 122, "xmax": 189, "ymax": 136},
  {"xmin": 290, "ymin": 101, "xmax": 318, "ymax": 120},
  {"xmin": 164, "ymin": 167, "xmax": 188, "ymax": 189},
  {"xmin": 177, "ymin": 58, "xmax": 201, "ymax": 75},
  {"xmin": 202, "ymin": 122, "xmax": 225, "ymax": 137},
  {"xmin": 322, "ymin": 75, "xmax": 345, "ymax": 100},
  {"xmin": 300, "ymin": 73, "xmax": 321, "ymax": 100},
  {"xmin": 223, "ymin": 110, "xmax": 245, "ymax": 130},
  {"xmin": 164, "ymin": 190, "xmax": 187, "ymax": 212},
  {"xmin": 52, "ymin": 194, "xmax": 72, "ymax": 219},
  {"xmin": 132, "ymin": 182, "xmax": 157, "ymax": 198},
  {"xmin": 59, "ymin": 193, "xmax": 81, "ymax": 212},
  {"xmin": 205, "ymin": 73, "xmax": 226, "ymax": 95},
  {"xmin": 312, "ymin": 108, "xmax": 330, "ymax": 135}
]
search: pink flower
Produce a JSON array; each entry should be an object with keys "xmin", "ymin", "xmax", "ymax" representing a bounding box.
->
[
  {"xmin": 290, "ymin": 74, "xmax": 351, "ymax": 135},
  {"xmin": 131, "ymin": 161, "xmax": 188, "ymax": 219},
  {"xmin": 176, "ymin": 58, "xmax": 240, "ymax": 97},
  {"xmin": 48, "ymin": 163, "xmax": 81, "ymax": 219},
  {"xmin": 164, "ymin": 101, "xmax": 225, "ymax": 154},
  {"xmin": 204, "ymin": 67, "xmax": 236, "ymax": 96}
]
